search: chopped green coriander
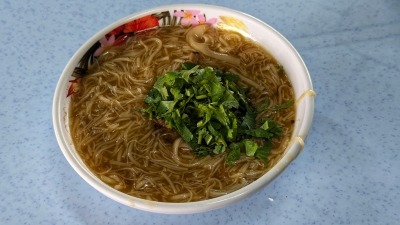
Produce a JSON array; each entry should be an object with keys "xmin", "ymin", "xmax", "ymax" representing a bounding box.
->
[
  {"xmin": 254, "ymin": 142, "xmax": 273, "ymax": 167},
  {"xmin": 268, "ymin": 100, "xmax": 294, "ymax": 111},
  {"xmin": 143, "ymin": 62, "xmax": 287, "ymax": 166},
  {"xmin": 256, "ymin": 98, "xmax": 270, "ymax": 112},
  {"xmin": 277, "ymin": 64, "xmax": 285, "ymax": 76}
]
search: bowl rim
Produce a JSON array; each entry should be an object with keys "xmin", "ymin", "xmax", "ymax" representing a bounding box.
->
[{"xmin": 52, "ymin": 3, "xmax": 315, "ymax": 214}]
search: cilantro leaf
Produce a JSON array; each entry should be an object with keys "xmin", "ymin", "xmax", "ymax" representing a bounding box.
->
[
  {"xmin": 240, "ymin": 105, "xmax": 256, "ymax": 131},
  {"xmin": 256, "ymin": 98, "xmax": 270, "ymax": 112},
  {"xmin": 245, "ymin": 128, "xmax": 274, "ymax": 139},
  {"xmin": 220, "ymin": 84, "xmax": 239, "ymax": 109},
  {"xmin": 182, "ymin": 62, "xmax": 197, "ymax": 70},
  {"xmin": 210, "ymin": 80, "xmax": 225, "ymax": 103},
  {"xmin": 255, "ymin": 142, "xmax": 272, "ymax": 167},
  {"xmin": 212, "ymin": 105, "xmax": 229, "ymax": 127},
  {"xmin": 171, "ymin": 111, "xmax": 193, "ymax": 142},
  {"xmin": 153, "ymin": 76, "xmax": 169, "ymax": 100},
  {"xmin": 260, "ymin": 119, "xmax": 270, "ymax": 130},
  {"xmin": 213, "ymin": 136, "xmax": 227, "ymax": 154},
  {"xmin": 223, "ymin": 74, "xmax": 239, "ymax": 82},
  {"xmin": 170, "ymin": 88, "xmax": 183, "ymax": 102},
  {"xmin": 196, "ymin": 106, "xmax": 213, "ymax": 127},
  {"xmin": 165, "ymin": 72, "xmax": 179, "ymax": 86},
  {"xmin": 144, "ymin": 89, "xmax": 161, "ymax": 105},
  {"xmin": 207, "ymin": 122, "xmax": 223, "ymax": 137},
  {"xmin": 226, "ymin": 113, "xmax": 237, "ymax": 142},
  {"xmin": 226, "ymin": 147, "xmax": 241, "ymax": 166},
  {"xmin": 243, "ymin": 139, "xmax": 258, "ymax": 157},
  {"xmin": 261, "ymin": 118, "xmax": 283, "ymax": 138},
  {"xmin": 181, "ymin": 65, "xmax": 199, "ymax": 83},
  {"xmin": 277, "ymin": 65, "xmax": 285, "ymax": 76},
  {"xmin": 156, "ymin": 101, "xmax": 175, "ymax": 114},
  {"xmin": 268, "ymin": 100, "xmax": 294, "ymax": 111}
]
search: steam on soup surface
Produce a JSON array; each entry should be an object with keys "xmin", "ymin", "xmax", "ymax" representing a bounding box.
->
[{"xmin": 69, "ymin": 25, "xmax": 295, "ymax": 202}]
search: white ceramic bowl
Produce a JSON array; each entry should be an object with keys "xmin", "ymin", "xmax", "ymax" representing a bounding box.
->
[{"xmin": 53, "ymin": 4, "xmax": 315, "ymax": 214}]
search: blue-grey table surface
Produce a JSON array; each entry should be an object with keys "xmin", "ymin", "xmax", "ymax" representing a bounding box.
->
[{"xmin": 1, "ymin": 0, "xmax": 399, "ymax": 224}]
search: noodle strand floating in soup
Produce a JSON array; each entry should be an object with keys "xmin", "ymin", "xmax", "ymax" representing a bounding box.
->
[{"xmin": 69, "ymin": 25, "xmax": 295, "ymax": 202}]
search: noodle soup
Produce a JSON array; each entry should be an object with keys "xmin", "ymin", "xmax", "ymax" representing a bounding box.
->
[{"xmin": 69, "ymin": 25, "xmax": 295, "ymax": 202}]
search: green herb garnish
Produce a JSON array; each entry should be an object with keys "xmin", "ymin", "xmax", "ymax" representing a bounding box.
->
[
  {"xmin": 268, "ymin": 100, "xmax": 294, "ymax": 111},
  {"xmin": 143, "ymin": 62, "xmax": 287, "ymax": 166},
  {"xmin": 256, "ymin": 98, "xmax": 270, "ymax": 112},
  {"xmin": 277, "ymin": 64, "xmax": 285, "ymax": 76}
]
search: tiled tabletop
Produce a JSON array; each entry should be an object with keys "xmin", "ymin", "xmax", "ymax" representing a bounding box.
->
[{"xmin": 1, "ymin": 0, "xmax": 399, "ymax": 224}]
